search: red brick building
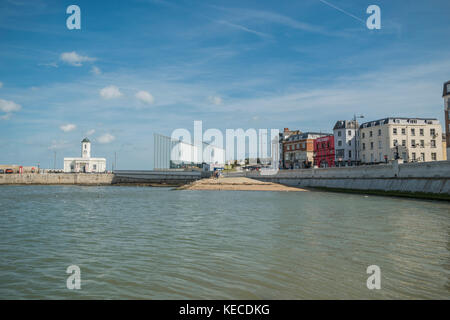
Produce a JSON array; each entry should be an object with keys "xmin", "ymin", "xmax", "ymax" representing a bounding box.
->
[
  {"xmin": 313, "ymin": 135, "xmax": 335, "ymax": 168},
  {"xmin": 283, "ymin": 132, "xmax": 329, "ymax": 169}
]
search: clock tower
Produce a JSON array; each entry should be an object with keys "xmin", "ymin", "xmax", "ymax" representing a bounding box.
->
[{"xmin": 444, "ymin": 80, "xmax": 450, "ymax": 159}]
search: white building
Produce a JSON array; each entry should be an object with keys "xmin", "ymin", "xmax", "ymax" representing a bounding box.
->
[
  {"xmin": 153, "ymin": 133, "xmax": 225, "ymax": 170},
  {"xmin": 359, "ymin": 118, "xmax": 444, "ymax": 164},
  {"xmin": 64, "ymin": 138, "xmax": 106, "ymax": 173},
  {"xmin": 333, "ymin": 120, "xmax": 360, "ymax": 166}
]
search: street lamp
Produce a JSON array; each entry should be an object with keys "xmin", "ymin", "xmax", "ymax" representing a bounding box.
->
[
  {"xmin": 353, "ymin": 114, "xmax": 364, "ymax": 166},
  {"xmin": 393, "ymin": 141, "xmax": 400, "ymax": 160}
]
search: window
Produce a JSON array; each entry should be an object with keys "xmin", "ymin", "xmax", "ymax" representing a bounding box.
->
[
  {"xmin": 420, "ymin": 129, "xmax": 424, "ymax": 136},
  {"xmin": 379, "ymin": 153, "xmax": 382, "ymax": 162},
  {"xmin": 347, "ymin": 130, "xmax": 351, "ymax": 136},
  {"xmin": 362, "ymin": 132, "xmax": 365, "ymax": 139},
  {"xmin": 402, "ymin": 152, "xmax": 407, "ymax": 160},
  {"xmin": 393, "ymin": 128, "xmax": 397, "ymax": 135},
  {"xmin": 412, "ymin": 153, "xmax": 416, "ymax": 161},
  {"xmin": 421, "ymin": 153, "xmax": 425, "ymax": 161},
  {"xmin": 338, "ymin": 140, "xmax": 342, "ymax": 147},
  {"xmin": 348, "ymin": 140, "xmax": 351, "ymax": 146},
  {"xmin": 430, "ymin": 129, "xmax": 436, "ymax": 136},
  {"xmin": 378, "ymin": 129, "xmax": 381, "ymax": 136},
  {"xmin": 338, "ymin": 131, "xmax": 342, "ymax": 137},
  {"xmin": 349, "ymin": 150, "xmax": 352, "ymax": 158},
  {"xmin": 370, "ymin": 142, "xmax": 374, "ymax": 150},
  {"xmin": 370, "ymin": 131, "xmax": 373, "ymax": 137},
  {"xmin": 402, "ymin": 140, "xmax": 406, "ymax": 147},
  {"xmin": 411, "ymin": 140, "xmax": 416, "ymax": 147},
  {"xmin": 370, "ymin": 153, "xmax": 374, "ymax": 162},
  {"xmin": 411, "ymin": 128, "xmax": 415, "ymax": 136},
  {"xmin": 393, "ymin": 139, "xmax": 398, "ymax": 146},
  {"xmin": 431, "ymin": 153, "xmax": 437, "ymax": 161},
  {"xmin": 93, "ymin": 164, "xmax": 97, "ymax": 170},
  {"xmin": 430, "ymin": 140, "xmax": 436, "ymax": 148},
  {"xmin": 378, "ymin": 141, "xmax": 382, "ymax": 148},
  {"xmin": 402, "ymin": 128, "xmax": 406, "ymax": 135},
  {"xmin": 362, "ymin": 143, "xmax": 366, "ymax": 150},
  {"xmin": 420, "ymin": 140, "xmax": 424, "ymax": 147},
  {"xmin": 363, "ymin": 154, "xmax": 366, "ymax": 162}
]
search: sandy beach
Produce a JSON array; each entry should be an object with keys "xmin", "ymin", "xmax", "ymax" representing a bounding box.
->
[{"xmin": 177, "ymin": 177, "xmax": 308, "ymax": 191}]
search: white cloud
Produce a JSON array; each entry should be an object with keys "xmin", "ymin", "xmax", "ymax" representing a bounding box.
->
[
  {"xmin": 60, "ymin": 51, "xmax": 96, "ymax": 67},
  {"xmin": 0, "ymin": 99, "xmax": 21, "ymax": 112},
  {"xmin": 208, "ymin": 95, "xmax": 223, "ymax": 105},
  {"xmin": 48, "ymin": 140, "xmax": 70, "ymax": 150},
  {"xmin": 86, "ymin": 129, "xmax": 96, "ymax": 136},
  {"xmin": 39, "ymin": 62, "xmax": 58, "ymax": 68},
  {"xmin": 100, "ymin": 85, "xmax": 122, "ymax": 99},
  {"xmin": 98, "ymin": 133, "xmax": 115, "ymax": 144},
  {"xmin": 136, "ymin": 90, "xmax": 155, "ymax": 104},
  {"xmin": 60, "ymin": 123, "xmax": 76, "ymax": 132},
  {"xmin": 0, "ymin": 82, "xmax": 3, "ymax": 88},
  {"xmin": 91, "ymin": 66, "xmax": 101, "ymax": 75}
]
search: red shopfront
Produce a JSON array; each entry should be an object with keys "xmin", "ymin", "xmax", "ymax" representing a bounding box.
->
[{"xmin": 313, "ymin": 135, "xmax": 335, "ymax": 168}]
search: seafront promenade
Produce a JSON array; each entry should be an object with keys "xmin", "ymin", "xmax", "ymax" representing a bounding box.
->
[{"xmin": 1, "ymin": 160, "xmax": 449, "ymax": 199}]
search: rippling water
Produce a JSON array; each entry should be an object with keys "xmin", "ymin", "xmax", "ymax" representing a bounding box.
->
[{"xmin": 0, "ymin": 186, "xmax": 449, "ymax": 299}]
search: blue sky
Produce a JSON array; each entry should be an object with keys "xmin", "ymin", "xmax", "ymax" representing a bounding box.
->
[{"xmin": 0, "ymin": 0, "xmax": 449, "ymax": 169}]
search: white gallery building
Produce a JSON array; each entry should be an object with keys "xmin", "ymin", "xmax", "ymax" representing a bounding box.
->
[{"xmin": 64, "ymin": 138, "xmax": 106, "ymax": 173}]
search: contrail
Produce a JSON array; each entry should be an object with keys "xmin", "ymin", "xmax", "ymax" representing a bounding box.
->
[{"xmin": 317, "ymin": 0, "xmax": 365, "ymax": 24}]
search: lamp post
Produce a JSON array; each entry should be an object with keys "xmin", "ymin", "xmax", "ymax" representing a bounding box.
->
[
  {"xmin": 353, "ymin": 114, "xmax": 364, "ymax": 166},
  {"xmin": 394, "ymin": 141, "xmax": 400, "ymax": 160}
]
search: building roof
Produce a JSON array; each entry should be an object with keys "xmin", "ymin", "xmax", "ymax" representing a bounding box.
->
[
  {"xmin": 360, "ymin": 117, "xmax": 438, "ymax": 128},
  {"xmin": 82, "ymin": 137, "xmax": 90, "ymax": 143},
  {"xmin": 333, "ymin": 120, "xmax": 359, "ymax": 130},
  {"xmin": 286, "ymin": 132, "xmax": 331, "ymax": 142},
  {"xmin": 444, "ymin": 80, "xmax": 450, "ymax": 97}
]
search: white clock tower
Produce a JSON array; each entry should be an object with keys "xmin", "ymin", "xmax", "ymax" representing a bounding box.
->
[{"xmin": 81, "ymin": 137, "xmax": 91, "ymax": 159}]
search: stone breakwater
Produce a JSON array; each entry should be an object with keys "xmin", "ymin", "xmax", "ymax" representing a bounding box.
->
[
  {"xmin": 0, "ymin": 173, "xmax": 114, "ymax": 185},
  {"xmin": 177, "ymin": 177, "xmax": 307, "ymax": 192}
]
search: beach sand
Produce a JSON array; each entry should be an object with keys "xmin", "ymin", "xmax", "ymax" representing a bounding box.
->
[{"xmin": 177, "ymin": 177, "xmax": 307, "ymax": 192}]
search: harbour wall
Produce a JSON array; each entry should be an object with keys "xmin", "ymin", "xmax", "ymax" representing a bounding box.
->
[
  {"xmin": 245, "ymin": 160, "xmax": 450, "ymax": 196},
  {"xmin": 0, "ymin": 170, "xmax": 209, "ymax": 186},
  {"xmin": 112, "ymin": 170, "xmax": 209, "ymax": 185},
  {"xmin": 0, "ymin": 173, "xmax": 114, "ymax": 185}
]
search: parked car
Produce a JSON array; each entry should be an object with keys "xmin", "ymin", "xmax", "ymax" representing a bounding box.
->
[
  {"xmin": 5, "ymin": 169, "xmax": 13, "ymax": 174},
  {"xmin": 0, "ymin": 169, "xmax": 4, "ymax": 174}
]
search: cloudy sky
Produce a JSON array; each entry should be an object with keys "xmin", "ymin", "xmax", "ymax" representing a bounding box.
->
[{"xmin": 0, "ymin": 0, "xmax": 449, "ymax": 169}]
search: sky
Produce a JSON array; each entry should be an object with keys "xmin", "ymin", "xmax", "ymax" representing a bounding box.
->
[{"xmin": 0, "ymin": 0, "xmax": 449, "ymax": 169}]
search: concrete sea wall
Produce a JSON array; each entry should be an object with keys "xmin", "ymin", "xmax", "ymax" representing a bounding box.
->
[
  {"xmin": 0, "ymin": 173, "xmax": 114, "ymax": 185},
  {"xmin": 112, "ymin": 170, "xmax": 210, "ymax": 185},
  {"xmin": 0, "ymin": 170, "xmax": 210, "ymax": 186},
  {"xmin": 246, "ymin": 160, "xmax": 450, "ymax": 196}
]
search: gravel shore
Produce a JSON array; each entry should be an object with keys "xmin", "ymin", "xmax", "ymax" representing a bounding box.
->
[{"xmin": 177, "ymin": 177, "xmax": 307, "ymax": 191}]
